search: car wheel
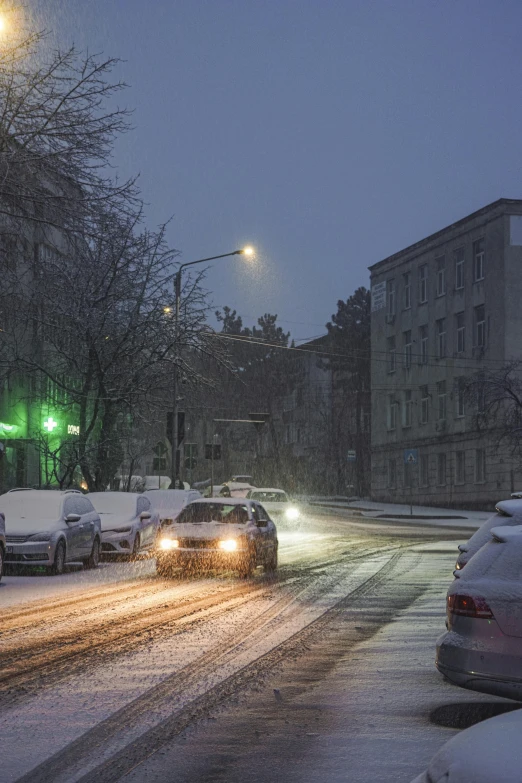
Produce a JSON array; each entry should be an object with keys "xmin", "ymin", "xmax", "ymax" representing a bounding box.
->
[
  {"xmin": 264, "ymin": 546, "xmax": 278, "ymax": 574},
  {"xmin": 0, "ymin": 545, "xmax": 4, "ymax": 582},
  {"xmin": 85, "ymin": 537, "xmax": 100, "ymax": 569},
  {"xmin": 131, "ymin": 533, "xmax": 141, "ymax": 559},
  {"xmin": 50, "ymin": 540, "xmax": 66, "ymax": 576}
]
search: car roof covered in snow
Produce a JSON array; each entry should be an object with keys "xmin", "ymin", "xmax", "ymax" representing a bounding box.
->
[
  {"xmin": 189, "ymin": 497, "xmax": 252, "ymax": 506},
  {"xmin": 250, "ymin": 488, "xmax": 287, "ymax": 494}
]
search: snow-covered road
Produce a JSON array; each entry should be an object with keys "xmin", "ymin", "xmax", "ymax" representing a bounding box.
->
[{"xmin": 0, "ymin": 512, "xmax": 511, "ymax": 782}]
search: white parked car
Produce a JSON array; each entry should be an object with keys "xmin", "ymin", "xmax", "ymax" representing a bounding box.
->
[
  {"xmin": 437, "ymin": 524, "xmax": 522, "ymax": 701},
  {"xmin": 144, "ymin": 489, "xmax": 201, "ymax": 527},
  {"xmin": 0, "ymin": 511, "xmax": 5, "ymax": 581},
  {"xmin": 156, "ymin": 498, "xmax": 278, "ymax": 578},
  {"xmin": 246, "ymin": 488, "xmax": 302, "ymax": 524},
  {"xmin": 411, "ymin": 707, "xmax": 522, "ymax": 783},
  {"xmin": 0, "ymin": 489, "xmax": 101, "ymax": 575},
  {"xmin": 89, "ymin": 492, "xmax": 160, "ymax": 558},
  {"xmin": 455, "ymin": 498, "xmax": 522, "ymax": 570}
]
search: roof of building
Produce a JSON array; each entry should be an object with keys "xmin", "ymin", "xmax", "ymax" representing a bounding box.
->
[{"xmin": 369, "ymin": 198, "xmax": 522, "ymax": 274}]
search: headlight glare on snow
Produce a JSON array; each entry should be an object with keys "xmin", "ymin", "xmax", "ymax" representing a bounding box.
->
[
  {"xmin": 160, "ymin": 538, "xmax": 179, "ymax": 550},
  {"xmin": 219, "ymin": 539, "xmax": 238, "ymax": 552},
  {"xmin": 285, "ymin": 507, "xmax": 300, "ymax": 521}
]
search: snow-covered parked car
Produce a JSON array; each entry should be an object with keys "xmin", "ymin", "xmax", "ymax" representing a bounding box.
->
[
  {"xmin": 0, "ymin": 489, "xmax": 101, "ymax": 575},
  {"xmin": 411, "ymin": 707, "xmax": 522, "ymax": 783},
  {"xmin": 156, "ymin": 498, "xmax": 278, "ymax": 578},
  {"xmin": 144, "ymin": 489, "xmax": 201, "ymax": 527},
  {"xmin": 455, "ymin": 498, "xmax": 522, "ymax": 570},
  {"xmin": 246, "ymin": 488, "xmax": 302, "ymax": 525},
  {"xmin": 89, "ymin": 492, "xmax": 160, "ymax": 558},
  {"xmin": 0, "ymin": 511, "xmax": 5, "ymax": 581},
  {"xmin": 437, "ymin": 523, "xmax": 522, "ymax": 701}
]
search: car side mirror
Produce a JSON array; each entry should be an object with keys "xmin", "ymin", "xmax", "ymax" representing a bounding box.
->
[
  {"xmin": 65, "ymin": 513, "xmax": 81, "ymax": 523},
  {"xmin": 140, "ymin": 511, "xmax": 151, "ymax": 520}
]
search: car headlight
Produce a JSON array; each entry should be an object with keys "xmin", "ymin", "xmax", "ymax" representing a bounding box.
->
[
  {"xmin": 219, "ymin": 539, "xmax": 238, "ymax": 552},
  {"xmin": 160, "ymin": 538, "xmax": 179, "ymax": 550},
  {"xmin": 29, "ymin": 531, "xmax": 53, "ymax": 542},
  {"xmin": 285, "ymin": 507, "xmax": 300, "ymax": 521}
]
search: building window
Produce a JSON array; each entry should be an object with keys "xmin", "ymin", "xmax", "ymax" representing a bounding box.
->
[
  {"xmin": 419, "ymin": 325, "xmax": 428, "ymax": 365},
  {"xmin": 420, "ymin": 454, "xmax": 429, "ymax": 487},
  {"xmin": 455, "ymin": 451, "xmax": 465, "ymax": 485},
  {"xmin": 388, "ymin": 396, "xmax": 397, "ymax": 430},
  {"xmin": 403, "ymin": 390, "xmax": 413, "ymax": 427},
  {"xmin": 475, "ymin": 448, "xmax": 486, "ymax": 483},
  {"xmin": 456, "ymin": 312, "xmax": 465, "ymax": 354},
  {"xmin": 456, "ymin": 377, "xmax": 465, "ymax": 417},
  {"xmin": 474, "ymin": 304, "xmax": 486, "ymax": 348},
  {"xmin": 437, "ymin": 380, "xmax": 446, "ymax": 420},
  {"xmin": 387, "ymin": 336, "xmax": 396, "ymax": 373},
  {"xmin": 387, "ymin": 278, "xmax": 396, "ymax": 316},
  {"xmin": 437, "ymin": 453, "xmax": 447, "ymax": 486},
  {"xmin": 455, "ymin": 247, "xmax": 465, "ymax": 290},
  {"xmin": 387, "ymin": 459, "xmax": 397, "ymax": 489},
  {"xmin": 420, "ymin": 385, "xmax": 429, "ymax": 424},
  {"xmin": 436, "ymin": 255, "xmax": 446, "ymax": 296},
  {"xmin": 403, "ymin": 330, "xmax": 412, "ymax": 370},
  {"xmin": 418, "ymin": 264, "xmax": 428, "ymax": 303},
  {"xmin": 473, "ymin": 238, "xmax": 485, "ymax": 282},
  {"xmin": 436, "ymin": 318, "xmax": 446, "ymax": 359},
  {"xmin": 403, "ymin": 272, "xmax": 411, "ymax": 309}
]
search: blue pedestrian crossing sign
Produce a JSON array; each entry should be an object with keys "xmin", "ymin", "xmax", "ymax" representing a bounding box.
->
[{"xmin": 403, "ymin": 449, "xmax": 418, "ymax": 465}]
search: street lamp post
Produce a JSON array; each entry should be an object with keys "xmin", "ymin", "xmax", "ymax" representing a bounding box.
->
[{"xmin": 169, "ymin": 246, "xmax": 253, "ymax": 488}]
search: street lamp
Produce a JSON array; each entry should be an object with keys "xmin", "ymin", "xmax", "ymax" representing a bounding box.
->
[{"xmin": 169, "ymin": 246, "xmax": 254, "ymax": 487}]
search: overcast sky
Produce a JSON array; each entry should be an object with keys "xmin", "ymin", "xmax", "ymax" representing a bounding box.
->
[{"xmin": 33, "ymin": 0, "xmax": 522, "ymax": 340}]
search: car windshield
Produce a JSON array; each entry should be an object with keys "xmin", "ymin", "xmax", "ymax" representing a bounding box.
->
[
  {"xmin": 0, "ymin": 492, "xmax": 61, "ymax": 520},
  {"xmin": 177, "ymin": 503, "xmax": 249, "ymax": 524},
  {"xmin": 88, "ymin": 493, "xmax": 137, "ymax": 515},
  {"xmin": 250, "ymin": 491, "xmax": 288, "ymax": 503}
]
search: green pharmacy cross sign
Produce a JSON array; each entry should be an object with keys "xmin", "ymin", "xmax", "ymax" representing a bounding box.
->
[{"xmin": 43, "ymin": 417, "xmax": 59, "ymax": 433}]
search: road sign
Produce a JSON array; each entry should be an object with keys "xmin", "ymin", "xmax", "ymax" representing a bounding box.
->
[
  {"xmin": 403, "ymin": 449, "xmax": 418, "ymax": 465},
  {"xmin": 347, "ymin": 449, "xmax": 356, "ymax": 462}
]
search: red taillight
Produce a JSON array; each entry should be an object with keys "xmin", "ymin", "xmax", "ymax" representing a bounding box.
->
[{"xmin": 447, "ymin": 593, "xmax": 493, "ymax": 619}]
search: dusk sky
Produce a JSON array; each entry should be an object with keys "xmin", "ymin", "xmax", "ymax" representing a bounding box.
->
[{"xmin": 34, "ymin": 0, "xmax": 522, "ymax": 341}]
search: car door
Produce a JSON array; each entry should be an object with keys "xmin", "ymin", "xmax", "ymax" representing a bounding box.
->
[
  {"xmin": 76, "ymin": 495, "xmax": 97, "ymax": 555},
  {"xmin": 62, "ymin": 497, "xmax": 84, "ymax": 560},
  {"xmin": 137, "ymin": 496, "xmax": 154, "ymax": 546},
  {"xmin": 251, "ymin": 503, "xmax": 271, "ymax": 560},
  {"xmin": 257, "ymin": 503, "xmax": 277, "ymax": 557}
]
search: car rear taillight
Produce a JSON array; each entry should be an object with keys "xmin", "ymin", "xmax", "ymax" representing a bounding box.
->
[{"xmin": 447, "ymin": 593, "xmax": 493, "ymax": 619}]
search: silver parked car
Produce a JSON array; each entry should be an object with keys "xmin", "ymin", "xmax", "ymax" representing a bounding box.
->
[
  {"xmin": 437, "ymin": 523, "xmax": 522, "ymax": 701},
  {"xmin": 0, "ymin": 489, "xmax": 101, "ymax": 575},
  {"xmin": 455, "ymin": 498, "xmax": 522, "ymax": 570},
  {"xmin": 156, "ymin": 498, "xmax": 278, "ymax": 578},
  {"xmin": 89, "ymin": 492, "xmax": 160, "ymax": 557}
]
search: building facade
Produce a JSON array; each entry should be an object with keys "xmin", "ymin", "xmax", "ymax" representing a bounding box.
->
[{"xmin": 370, "ymin": 199, "xmax": 522, "ymax": 508}]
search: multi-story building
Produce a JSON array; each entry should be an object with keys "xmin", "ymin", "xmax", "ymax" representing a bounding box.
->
[{"xmin": 370, "ymin": 198, "xmax": 522, "ymax": 508}]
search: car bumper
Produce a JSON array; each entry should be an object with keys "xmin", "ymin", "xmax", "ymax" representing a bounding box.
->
[
  {"xmin": 101, "ymin": 530, "xmax": 135, "ymax": 554},
  {"xmin": 436, "ymin": 628, "xmax": 522, "ymax": 701},
  {"xmin": 4, "ymin": 541, "xmax": 54, "ymax": 565},
  {"xmin": 157, "ymin": 546, "xmax": 250, "ymax": 567}
]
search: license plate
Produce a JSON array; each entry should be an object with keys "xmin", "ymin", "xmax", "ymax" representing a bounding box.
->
[{"xmin": 6, "ymin": 546, "xmax": 13, "ymax": 553}]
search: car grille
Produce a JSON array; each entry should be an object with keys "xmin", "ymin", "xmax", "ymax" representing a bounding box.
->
[
  {"xmin": 178, "ymin": 538, "xmax": 219, "ymax": 549},
  {"xmin": 6, "ymin": 535, "xmax": 30, "ymax": 543}
]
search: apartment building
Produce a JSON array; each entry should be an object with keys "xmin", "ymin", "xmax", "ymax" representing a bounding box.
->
[{"xmin": 370, "ymin": 198, "xmax": 522, "ymax": 508}]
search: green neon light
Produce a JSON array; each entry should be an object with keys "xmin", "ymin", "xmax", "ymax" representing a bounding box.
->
[{"xmin": 43, "ymin": 416, "xmax": 58, "ymax": 432}]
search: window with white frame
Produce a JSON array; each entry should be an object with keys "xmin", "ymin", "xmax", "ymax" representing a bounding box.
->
[
  {"xmin": 386, "ymin": 278, "xmax": 396, "ymax": 316},
  {"xmin": 473, "ymin": 238, "xmax": 485, "ymax": 282},
  {"xmin": 436, "ymin": 255, "xmax": 446, "ymax": 296},
  {"xmin": 418, "ymin": 264, "xmax": 428, "ymax": 303},
  {"xmin": 455, "ymin": 451, "xmax": 465, "ymax": 485},
  {"xmin": 403, "ymin": 330, "xmax": 412, "ymax": 370},
  {"xmin": 455, "ymin": 247, "xmax": 465, "ymax": 290},
  {"xmin": 456, "ymin": 377, "xmax": 465, "ymax": 417},
  {"xmin": 420, "ymin": 454, "xmax": 429, "ymax": 487},
  {"xmin": 387, "ymin": 336, "xmax": 396, "ymax": 373},
  {"xmin": 436, "ymin": 318, "xmax": 446, "ymax": 359},
  {"xmin": 437, "ymin": 380, "xmax": 446, "ymax": 420},
  {"xmin": 474, "ymin": 304, "xmax": 486, "ymax": 348},
  {"xmin": 403, "ymin": 272, "xmax": 411, "ymax": 309},
  {"xmin": 475, "ymin": 448, "xmax": 486, "ymax": 483},
  {"xmin": 403, "ymin": 389, "xmax": 413, "ymax": 427},
  {"xmin": 419, "ymin": 325, "xmax": 428, "ymax": 364},
  {"xmin": 420, "ymin": 385, "xmax": 429, "ymax": 424},
  {"xmin": 437, "ymin": 453, "xmax": 447, "ymax": 486},
  {"xmin": 456, "ymin": 312, "xmax": 465, "ymax": 354},
  {"xmin": 388, "ymin": 396, "xmax": 397, "ymax": 430}
]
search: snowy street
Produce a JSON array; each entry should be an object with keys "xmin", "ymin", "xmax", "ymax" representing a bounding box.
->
[{"xmin": 1, "ymin": 508, "xmax": 516, "ymax": 782}]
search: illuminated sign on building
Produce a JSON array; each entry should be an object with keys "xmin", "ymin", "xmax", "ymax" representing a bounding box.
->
[{"xmin": 68, "ymin": 425, "xmax": 80, "ymax": 435}]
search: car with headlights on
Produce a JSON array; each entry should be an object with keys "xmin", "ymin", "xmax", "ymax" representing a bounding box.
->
[
  {"xmin": 0, "ymin": 489, "xmax": 101, "ymax": 575},
  {"xmin": 144, "ymin": 489, "xmax": 201, "ymax": 528},
  {"xmin": 437, "ymin": 523, "xmax": 522, "ymax": 701},
  {"xmin": 89, "ymin": 492, "xmax": 160, "ymax": 558},
  {"xmin": 454, "ymin": 498, "xmax": 522, "ymax": 571},
  {"xmin": 246, "ymin": 488, "xmax": 302, "ymax": 525},
  {"xmin": 156, "ymin": 498, "xmax": 278, "ymax": 578}
]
